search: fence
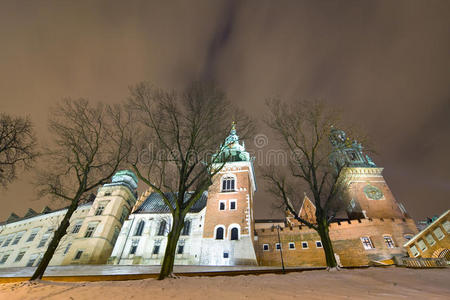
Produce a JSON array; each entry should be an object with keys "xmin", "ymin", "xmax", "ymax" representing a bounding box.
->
[{"xmin": 394, "ymin": 256, "xmax": 448, "ymax": 268}]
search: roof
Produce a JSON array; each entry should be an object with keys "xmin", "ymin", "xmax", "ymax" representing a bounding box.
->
[
  {"xmin": 0, "ymin": 201, "xmax": 93, "ymax": 226},
  {"xmin": 404, "ymin": 210, "xmax": 449, "ymax": 247},
  {"xmin": 134, "ymin": 191, "xmax": 208, "ymax": 214}
]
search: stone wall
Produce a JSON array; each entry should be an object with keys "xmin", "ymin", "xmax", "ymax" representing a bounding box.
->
[{"xmin": 255, "ymin": 217, "xmax": 418, "ymax": 267}]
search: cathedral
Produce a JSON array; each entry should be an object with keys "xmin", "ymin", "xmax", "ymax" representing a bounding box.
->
[{"xmin": 0, "ymin": 125, "xmax": 423, "ymax": 269}]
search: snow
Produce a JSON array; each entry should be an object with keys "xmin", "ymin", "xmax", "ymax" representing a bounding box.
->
[{"xmin": 1, "ymin": 267, "xmax": 449, "ymax": 299}]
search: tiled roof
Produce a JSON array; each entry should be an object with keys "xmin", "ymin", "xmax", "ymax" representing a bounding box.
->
[{"xmin": 134, "ymin": 191, "xmax": 208, "ymax": 214}]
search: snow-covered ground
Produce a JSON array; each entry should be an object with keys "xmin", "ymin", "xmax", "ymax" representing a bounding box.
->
[{"xmin": 0, "ymin": 267, "xmax": 449, "ymax": 299}]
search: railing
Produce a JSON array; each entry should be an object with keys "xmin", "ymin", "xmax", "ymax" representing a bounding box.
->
[{"xmin": 395, "ymin": 257, "xmax": 447, "ymax": 268}]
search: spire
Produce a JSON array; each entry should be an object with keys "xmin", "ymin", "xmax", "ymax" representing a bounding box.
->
[
  {"xmin": 329, "ymin": 127, "xmax": 376, "ymax": 169},
  {"xmin": 213, "ymin": 122, "xmax": 250, "ymax": 163}
]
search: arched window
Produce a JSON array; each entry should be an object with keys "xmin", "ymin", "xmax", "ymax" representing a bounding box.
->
[
  {"xmin": 215, "ymin": 227, "xmax": 224, "ymax": 240},
  {"xmin": 157, "ymin": 220, "xmax": 166, "ymax": 236},
  {"xmin": 182, "ymin": 220, "xmax": 191, "ymax": 236},
  {"xmin": 135, "ymin": 220, "xmax": 145, "ymax": 236},
  {"xmin": 222, "ymin": 176, "xmax": 235, "ymax": 192},
  {"xmin": 230, "ymin": 227, "xmax": 239, "ymax": 240}
]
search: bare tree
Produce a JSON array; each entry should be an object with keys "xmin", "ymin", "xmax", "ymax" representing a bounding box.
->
[
  {"xmin": 263, "ymin": 99, "xmax": 363, "ymax": 269},
  {"xmin": 0, "ymin": 114, "xmax": 37, "ymax": 187},
  {"xmin": 127, "ymin": 81, "xmax": 253, "ymax": 280},
  {"xmin": 30, "ymin": 99, "xmax": 133, "ymax": 281}
]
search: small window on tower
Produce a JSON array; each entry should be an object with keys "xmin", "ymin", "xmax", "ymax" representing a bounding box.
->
[
  {"xmin": 289, "ymin": 242, "xmax": 295, "ymax": 250},
  {"xmin": 95, "ymin": 205, "xmax": 105, "ymax": 216},
  {"xmin": 223, "ymin": 252, "xmax": 229, "ymax": 258},
  {"xmin": 219, "ymin": 201, "xmax": 226, "ymax": 211},
  {"xmin": 230, "ymin": 200, "xmax": 236, "ymax": 210},
  {"xmin": 74, "ymin": 250, "xmax": 83, "ymax": 260},
  {"xmin": 216, "ymin": 227, "xmax": 224, "ymax": 240},
  {"xmin": 222, "ymin": 176, "xmax": 235, "ymax": 192},
  {"xmin": 263, "ymin": 244, "xmax": 269, "ymax": 251},
  {"xmin": 276, "ymin": 243, "xmax": 281, "ymax": 251}
]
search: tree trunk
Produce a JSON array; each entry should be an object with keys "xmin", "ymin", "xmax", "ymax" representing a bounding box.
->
[
  {"xmin": 317, "ymin": 217, "xmax": 337, "ymax": 269},
  {"xmin": 158, "ymin": 214, "xmax": 184, "ymax": 280},
  {"xmin": 29, "ymin": 197, "xmax": 79, "ymax": 281}
]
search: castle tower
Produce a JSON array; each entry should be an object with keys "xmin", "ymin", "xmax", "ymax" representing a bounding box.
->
[
  {"xmin": 200, "ymin": 123, "xmax": 258, "ymax": 265},
  {"xmin": 62, "ymin": 170, "xmax": 138, "ymax": 265},
  {"xmin": 329, "ymin": 127, "xmax": 405, "ymax": 219}
]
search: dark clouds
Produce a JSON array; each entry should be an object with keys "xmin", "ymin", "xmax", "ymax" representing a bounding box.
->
[{"xmin": 0, "ymin": 0, "xmax": 449, "ymax": 221}]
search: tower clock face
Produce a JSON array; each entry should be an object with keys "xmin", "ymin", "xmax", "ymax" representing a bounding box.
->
[{"xmin": 363, "ymin": 185, "xmax": 384, "ymax": 200}]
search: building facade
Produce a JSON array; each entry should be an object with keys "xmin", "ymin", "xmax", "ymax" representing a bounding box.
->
[
  {"xmin": 0, "ymin": 126, "xmax": 433, "ymax": 269},
  {"xmin": 110, "ymin": 124, "xmax": 258, "ymax": 266},
  {"xmin": 254, "ymin": 128, "xmax": 418, "ymax": 267},
  {"xmin": 0, "ymin": 170, "xmax": 138, "ymax": 268},
  {"xmin": 404, "ymin": 210, "xmax": 449, "ymax": 261}
]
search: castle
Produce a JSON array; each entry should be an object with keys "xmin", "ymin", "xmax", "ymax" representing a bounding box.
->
[{"xmin": 0, "ymin": 126, "xmax": 431, "ymax": 269}]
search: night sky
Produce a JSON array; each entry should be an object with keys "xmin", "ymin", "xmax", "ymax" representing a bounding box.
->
[{"xmin": 1, "ymin": 0, "xmax": 449, "ymax": 222}]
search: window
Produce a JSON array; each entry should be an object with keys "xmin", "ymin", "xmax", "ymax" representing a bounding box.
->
[
  {"xmin": 26, "ymin": 228, "xmax": 40, "ymax": 242},
  {"xmin": 129, "ymin": 240, "xmax": 139, "ymax": 255},
  {"xmin": 230, "ymin": 227, "xmax": 239, "ymax": 240},
  {"xmin": 135, "ymin": 220, "xmax": 145, "ymax": 236},
  {"xmin": 229, "ymin": 200, "xmax": 236, "ymax": 210},
  {"xmin": 74, "ymin": 250, "xmax": 83, "ymax": 260},
  {"xmin": 443, "ymin": 220, "xmax": 450, "ymax": 233},
  {"xmin": 383, "ymin": 236, "xmax": 395, "ymax": 248},
  {"xmin": 425, "ymin": 234, "xmax": 436, "ymax": 246},
  {"xmin": 301, "ymin": 242, "xmax": 309, "ymax": 249},
  {"xmin": 26, "ymin": 256, "xmax": 37, "ymax": 267},
  {"xmin": 15, "ymin": 251, "xmax": 26, "ymax": 262},
  {"xmin": 104, "ymin": 192, "xmax": 111, "ymax": 196},
  {"xmin": 64, "ymin": 243, "xmax": 72, "ymax": 255},
  {"xmin": 263, "ymin": 244, "xmax": 269, "ymax": 251},
  {"xmin": 182, "ymin": 220, "xmax": 191, "ymax": 236},
  {"xmin": 219, "ymin": 201, "xmax": 226, "ymax": 211},
  {"xmin": 215, "ymin": 227, "xmax": 224, "ymax": 240},
  {"xmin": 276, "ymin": 243, "xmax": 281, "ymax": 250},
  {"xmin": 84, "ymin": 224, "xmax": 97, "ymax": 238},
  {"xmin": 360, "ymin": 237, "xmax": 374, "ymax": 250},
  {"xmin": 289, "ymin": 242, "xmax": 295, "ymax": 250},
  {"xmin": 404, "ymin": 234, "xmax": 413, "ymax": 241},
  {"xmin": 223, "ymin": 252, "xmax": 229, "ymax": 258},
  {"xmin": 152, "ymin": 245, "xmax": 160, "ymax": 255},
  {"xmin": 12, "ymin": 232, "xmax": 25, "ymax": 245},
  {"xmin": 0, "ymin": 254, "xmax": 10, "ymax": 264},
  {"xmin": 95, "ymin": 205, "xmax": 105, "ymax": 216},
  {"xmin": 37, "ymin": 234, "xmax": 50, "ymax": 248},
  {"xmin": 316, "ymin": 241, "xmax": 323, "ymax": 248},
  {"xmin": 111, "ymin": 227, "xmax": 120, "ymax": 245},
  {"xmin": 410, "ymin": 245, "xmax": 420, "ymax": 257},
  {"xmin": 222, "ymin": 176, "xmax": 235, "ymax": 192},
  {"xmin": 72, "ymin": 221, "xmax": 82, "ymax": 234},
  {"xmin": 417, "ymin": 240, "xmax": 427, "ymax": 252},
  {"xmin": 2, "ymin": 235, "xmax": 14, "ymax": 247},
  {"xmin": 433, "ymin": 227, "xmax": 445, "ymax": 240},
  {"xmin": 177, "ymin": 245, "xmax": 184, "ymax": 254},
  {"xmin": 120, "ymin": 207, "xmax": 128, "ymax": 223},
  {"xmin": 157, "ymin": 220, "xmax": 167, "ymax": 236}
]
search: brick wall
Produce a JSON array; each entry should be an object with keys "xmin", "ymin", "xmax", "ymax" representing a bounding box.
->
[{"xmin": 255, "ymin": 218, "xmax": 418, "ymax": 267}]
